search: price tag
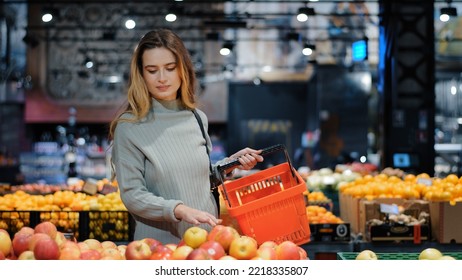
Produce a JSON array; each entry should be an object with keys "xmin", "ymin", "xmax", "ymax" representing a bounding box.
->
[
  {"xmin": 380, "ymin": 203, "xmax": 399, "ymax": 215},
  {"xmin": 82, "ymin": 178, "xmax": 98, "ymax": 195},
  {"xmin": 417, "ymin": 178, "xmax": 432, "ymax": 186}
]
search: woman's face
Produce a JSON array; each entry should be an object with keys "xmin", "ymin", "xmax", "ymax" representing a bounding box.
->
[{"xmin": 141, "ymin": 47, "xmax": 181, "ymax": 101}]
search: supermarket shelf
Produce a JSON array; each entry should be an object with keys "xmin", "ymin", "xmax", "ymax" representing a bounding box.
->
[{"xmin": 301, "ymin": 239, "xmax": 462, "ymax": 260}]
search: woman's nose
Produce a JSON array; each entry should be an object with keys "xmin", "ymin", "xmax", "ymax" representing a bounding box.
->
[{"xmin": 158, "ymin": 69, "xmax": 167, "ymax": 82}]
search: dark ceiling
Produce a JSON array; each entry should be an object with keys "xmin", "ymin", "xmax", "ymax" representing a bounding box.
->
[{"xmin": 1, "ymin": 1, "xmax": 462, "ymax": 106}]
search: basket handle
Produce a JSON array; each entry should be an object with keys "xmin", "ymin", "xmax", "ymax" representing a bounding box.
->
[{"xmin": 216, "ymin": 144, "xmax": 298, "ymax": 207}]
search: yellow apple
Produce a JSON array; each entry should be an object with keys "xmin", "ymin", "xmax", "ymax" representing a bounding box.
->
[
  {"xmin": 171, "ymin": 245, "xmax": 194, "ymax": 260},
  {"xmin": 228, "ymin": 236, "xmax": 258, "ymax": 260},
  {"xmin": 0, "ymin": 229, "xmax": 12, "ymax": 257},
  {"xmin": 419, "ymin": 248, "xmax": 443, "ymax": 260},
  {"xmin": 183, "ymin": 226, "xmax": 208, "ymax": 249},
  {"xmin": 355, "ymin": 249, "xmax": 378, "ymax": 260}
]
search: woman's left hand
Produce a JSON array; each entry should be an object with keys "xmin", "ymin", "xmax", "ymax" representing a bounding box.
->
[{"xmin": 230, "ymin": 147, "xmax": 264, "ymax": 170}]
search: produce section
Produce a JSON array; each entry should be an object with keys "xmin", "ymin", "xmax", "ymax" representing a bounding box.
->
[
  {"xmin": 0, "ymin": 221, "xmax": 307, "ymax": 260},
  {"xmin": 2, "ymin": 164, "xmax": 462, "ymax": 260}
]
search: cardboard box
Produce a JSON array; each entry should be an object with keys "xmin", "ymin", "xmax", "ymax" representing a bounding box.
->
[
  {"xmin": 339, "ymin": 193, "xmax": 360, "ymax": 232},
  {"xmin": 340, "ymin": 194, "xmax": 429, "ymax": 236},
  {"xmin": 430, "ymin": 201, "xmax": 462, "ymax": 243},
  {"xmin": 359, "ymin": 198, "xmax": 430, "ymax": 236},
  {"xmin": 309, "ymin": 223, "xmax": 350, "ymax": 242}
]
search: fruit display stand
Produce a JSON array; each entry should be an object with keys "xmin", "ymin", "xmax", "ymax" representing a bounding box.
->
[
  {"xmin": 337, "ymin": 251, "xmax": 462, "ymax": 260},
  {"xmin": 0, "ymin": 183, "xmax": 133, "ymax": 243},
  {"xmin": 0, "ymin": 210, "xmax": 132, "ymax": 242}
]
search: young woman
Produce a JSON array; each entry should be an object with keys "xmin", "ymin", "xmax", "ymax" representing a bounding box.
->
[{"xmin": 109, "ymin": 29, "xmax": 263, "ymax": 244}]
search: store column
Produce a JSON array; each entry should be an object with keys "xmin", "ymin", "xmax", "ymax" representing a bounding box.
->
[{"xmin": 378, "ymin": 0, "xmax": 436, "ymax": 175}]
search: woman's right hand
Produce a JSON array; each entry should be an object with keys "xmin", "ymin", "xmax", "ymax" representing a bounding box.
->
[{"xmin": 174, "ymin": 204, "xmax": 222, "ymax": 227}]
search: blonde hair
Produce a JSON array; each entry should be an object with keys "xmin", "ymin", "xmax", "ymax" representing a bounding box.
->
[{"xmin": 108, "ymin": 29, "xmax": 197, "ymax": 140}]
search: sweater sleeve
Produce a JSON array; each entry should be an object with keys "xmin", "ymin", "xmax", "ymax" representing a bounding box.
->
[{"xmin": 112, "ymin": 122, "xmax": 183, "ymax": 223}]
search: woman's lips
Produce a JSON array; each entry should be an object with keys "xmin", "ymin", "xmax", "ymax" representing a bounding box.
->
[{"xmin": 157, "ymin": 85, "xmax": 170, "ymax": 91}]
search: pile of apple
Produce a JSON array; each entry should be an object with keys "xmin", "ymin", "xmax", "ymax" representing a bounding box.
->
[{"xmin": 0, "ymin": 222, "xmax": 308, "ymax": 260}]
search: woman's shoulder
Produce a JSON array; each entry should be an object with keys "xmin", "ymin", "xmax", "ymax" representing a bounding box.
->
[{"xmin": 194, "ymin": 108, "xmax": 208, "ymax": 122}]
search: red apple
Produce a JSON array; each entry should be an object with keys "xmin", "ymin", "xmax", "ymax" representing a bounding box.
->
[
  {"xmin": 141, "ymin": 237, "xmax": 162, "ymax": 252},
  {"xmin": 183, "ymin": 226, "xmax": 208, "ymax": 249},
  {"xmin": 256, "ymin": 245, "xmax": 277, "ymax": 260},
  {"xmin": 150, "ymin": 244, "xmax": 173, "ymax": 260},
  {"xmin": 34, "ymin": 221, "xmax": 58, "ymax": 239},
  {"xmin": 0, "ymin": 250, "xmax": 5, "ymax": 260},
  {"xmin": 83, "ymin": 238, "xmax": 103, "ymax": 252},
  {"xmin": 165, "ymin": 243, "xmax": 177, "ymax": 252},
  {"xmin": 298, "ymin": 247, "xmax": 308, "ymax": 260},
  {"xmin": 186, "ymin": 248, "xmax": 213, "ymax": 260},
  {"xmin": 275, "ymin": 241, "xmax": 300, "ymax": 260},
  {"xmin": 17, "ymin": 250, "xmax": 35, "ymax": 260},
  {"xmin": 62, "ymin": 240, "xmax": 80, "ymax": 250},
  {"xmin": 15, "ymin": 226, "xmax": 34, "ymax": 237},
  {"xmin": 125, "ymin": 240, "xmax": 152, "ymax": 260},
  {"xmin": 59, "ymin": 240, "xmax": 78, "ymax": 254},
  {"xmin": 228, "ymin": 236, "xmax": 258, "ymax": 260},
  {"xmin": 150, "ymin": 251, "xmax": 173, "ymax": 260},
  {"xmin": 28, "ymin": 233, "xmax": 52, "ymax": 252},
  {"xmin": 199, "ymin": 240, "xmax": 226, "ymax": 260},
  {"xmin": 101, "ymin": 240, "xmax": 118, "ymax": 250},
  {"xmin": 0, "ymin": 229, "xmax": 12, "ymax": 258},
  {"xmin": 77, "ymin": 241, "xmax": 90, "ymax": 252},
  {"xmin": 151, "ymin": 244, "xmax": 173, "ymax": 255},
  {"xmin": 259, "ymin": 240, "xmax": 278, "ymax": 250},
  {"xmin": 34, "ymin": 238, "xmax": 60, "ymax": 260},
  {"xmin": 171, "ymin": 245, "xmax": 194, "ymax": 260},
  {"xmin": 59, "ymin": 246, "xmax": 81, "ymax": 260},
  {"xmin": 80, "ymin": 249, "xmax": 102, "ymax": 260},
  {"xmin": 207, "ymin": 225, "xmax": 240, "ymax": 252},
  {"xmin": 101, "ymin": 248, "xmax": 124, "ymax": 260},
  {"xmin": 12, "ymin": 231, "xmax": 33, "ymax": 257}
]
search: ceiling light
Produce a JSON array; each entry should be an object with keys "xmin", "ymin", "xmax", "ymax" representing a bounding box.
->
[
  {"xmin": 41, "ymin": 8, "xmax": 59, "ymax": 23},
  {"xmin": 125, "ymin": 18, "xmax": 136, "ymax": 29},
  {"xmin": 220, "ymin": 42, "xmax": 234, "ymax": 56},
  {"xmin": 165, "ymin": 13, "xmax": 177, "ymax": 22},
  {"xmin": 84, "ymin": 57, "xmax": 94, "ymax": 69},
  {"xmin": 440, "ymin": 7, "xmax": 457, "ymax": 22},
  {"xmin": 302, "ymin": 43, "xmax": 315, "ymax": 56},
  {"xmin": 296, "ymin": 7, "xmax": 315, "ymax": 22}
]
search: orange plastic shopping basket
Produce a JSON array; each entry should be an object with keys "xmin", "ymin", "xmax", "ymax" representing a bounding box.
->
[{"xmin": 217, "ymin": 144, "xmax": 310, "ymax": 245}]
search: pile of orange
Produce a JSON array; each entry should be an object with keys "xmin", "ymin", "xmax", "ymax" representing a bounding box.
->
[
  {"xmin": 306, "ymin": 205, "xmax": 343, "ymax": 224},
  {"xmin": 338, "ymin": 172, "xmax": 462, "ymax": 204},
  {"xmin": 304, "ymin": 191, "xmax": 329, "ymax": 202}
]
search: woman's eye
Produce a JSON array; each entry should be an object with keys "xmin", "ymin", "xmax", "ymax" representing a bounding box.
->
[{"xmin": 167, "ymin": 67, "xmax": 176, "ymax": 72}]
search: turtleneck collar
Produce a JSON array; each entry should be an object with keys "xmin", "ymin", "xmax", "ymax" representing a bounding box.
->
[{"xmin": 152, "ymin": 97, "xmax": 183, "ymax": 112}]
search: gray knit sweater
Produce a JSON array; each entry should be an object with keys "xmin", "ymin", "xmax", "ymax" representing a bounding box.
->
[{"xmin": 112, "ymin": 98, "xmax": 227, "ymax": 244}]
